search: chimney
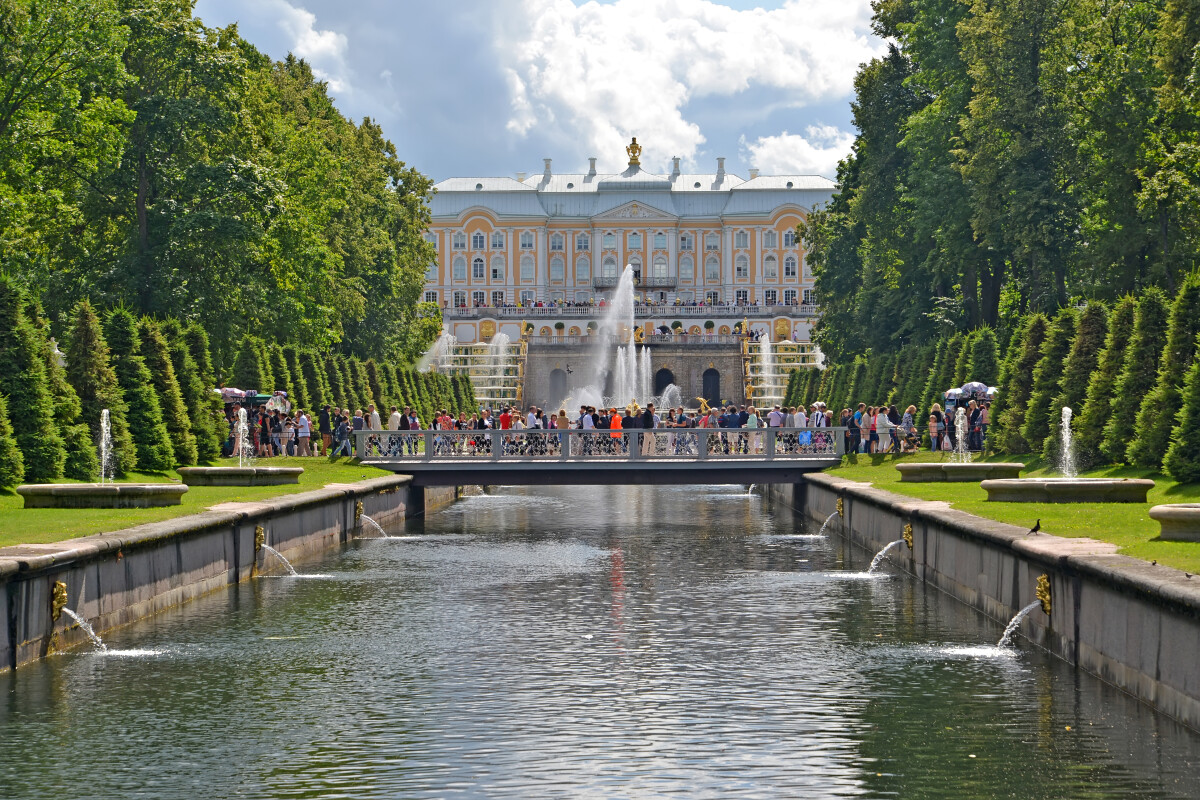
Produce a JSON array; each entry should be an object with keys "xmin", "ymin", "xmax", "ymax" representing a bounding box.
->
[
  {"xmin": 516, "ymin": 172, "xmax": 526, "ymax": 182},
  {"xmin": 587, "ymin": 157, "xmax": 597, "ymax": 177},
  {"xmin": 671, "ymin": 157, "xmax": 681, "ymax": 177},
  {"xmin": 716, "ymin": 157, "xmax": 726, "ymax": 179},
  {"xmin": 749, "ymin": 168, "xmax": 760, "ymax": 180}
]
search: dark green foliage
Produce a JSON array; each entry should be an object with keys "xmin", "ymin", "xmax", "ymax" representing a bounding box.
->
[
  {"xmin": 299, "ymin": 351, "xmax": 330, "ymax": 409},
  {"xmin": 967, "ymin": 328, "xmax": 1000, "ymax": 388},
  {"xmin": 0, "ymin": 277, "xmax": 66, "ymax": 481},
  {"xmin": 232, "ymin": 336, "xmax": 271, "ymax": 393},
  {"xmin": 1021, "ymin": 308, "xmax": 1077, "ymax": 453},
  {"xmin": 256, "ymin": 339, "xmax": 275, "ymax": 391},
  {"xmin": 325, "ymin": 354, "xmax": 347, "ymax": 409},
  {"xmin": 183, "ymin": 324, "xmax": 217, "ymax": 388},
  {"xmin": 65, "ymin": 300, "xmax": 136, "ymax": 475},
  {"xmin": 937, "ymin": 333, "xmax": 966, "ymax": 399},
  {"xmin": 991, "ymin": 315, "xmax": 1049, "ymax": 454},
  {"xmin": 1164, "ymin": 334, "xmax": 1200, "ymax": 483},
  {"xmin": 282, "ymin": 347, "xmax": 308, "ymax": 409},
  {"xmin": 1103, "ymin": 289, "xmax": 1171, "ymax": 463},
  {"xmin": 1043, "ymin": 304, "xmax": 1108, "ymax": 465},
  {"xmin": 103, "ymin": 308, "xmax": 173, "ymax": 471},
  {"xmin": 365, "ymin": 360, "xmax": 384, "ymax": 411},
  {"xmin": 352, "ymin": 359, "xmax": 375, "ymax": 410},
  {"xmin": 268, "ymin": 345, "xmax": 292, "ymax": 399},
  {"xmin": 139, "ymin": 318, "xmax": 198, "ymax": 466},
  {"xmin": 954, "ymin": 330, "xmax": 977, "ymax": 387},
  {"xmin": 921, "ymin": 337, "xmax": 950, "ymax": 412},
  {"xmin": 0, "ymin": 393, "xmax": 24, "ymax": 486},
  {"xmin": 164, "ymin": 319, "xmax": 221, "ymax": 463},
  {"xmin": 1129, "ymin": 275, "xmax": 1200, "ymax": 468},
  {"xmin": 1075, "ymin": 296, "xmax": 1136, "ymax": 469}
]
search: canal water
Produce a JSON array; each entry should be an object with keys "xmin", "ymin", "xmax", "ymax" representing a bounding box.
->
[{"xmin": 2, "ymin": 485, "xmax": 1198, "ymax": 798}]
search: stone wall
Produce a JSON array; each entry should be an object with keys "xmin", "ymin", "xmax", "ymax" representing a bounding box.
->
[
  {"xmin": 0, "ymin": 477, "xmax": 469, "ymax": 672},
  {"xmin": 770, "ymin": 475, "xmax": 1200, "ymax": 730}
]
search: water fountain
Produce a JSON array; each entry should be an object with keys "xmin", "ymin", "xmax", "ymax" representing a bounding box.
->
[
  {"xmin": 60, "ymin": 608, "xmax": 108, "ymax": 652},
  {"xmin": 981, "ymin": 406, "xmax": 1155, "ymax": 503},
  {"xmin": 99, "ymin": 408, "xmax": 114, "ymax": 484},
  {"xmin": 867, "ymin": 539, "xmax": 906, "ymax": 574},
  {"xmin": 360, "ymin": 514, "xmax": 390, "ymax": 538},
  {"xmin": 816, "ymin": 510, "xmax": 839, "ymax": 536},
  {"xmin": 418, "ymin": 330, "xmax": 457, "ymax": 372},
  {"xmin": 897, "ymin": 400, "xmax": 1024, "ymax": 483},
  {"xmin": 997, "ymin": 601, "xmax": 1043, "ymax": 647},
  {"xmin": 178, "ymin": 407, "xmax": 304, "ymax": 487},
  {"xmin": 259, "ymin": 544, "xmax": 299, "ymax": 577}
]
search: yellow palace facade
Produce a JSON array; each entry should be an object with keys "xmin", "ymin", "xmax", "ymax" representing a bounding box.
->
[{"xmin": 423, "ymin": 139, "xmax": 835, "ymax": 346}]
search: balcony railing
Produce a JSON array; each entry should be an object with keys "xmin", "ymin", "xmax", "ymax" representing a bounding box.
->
[
  {"xmin": 592, "ymin": 276, "xmax": 620, "ymax": 288},
  {"xmin": 443, "ymin": 303, "xmax": 820, "ymax": 320}
]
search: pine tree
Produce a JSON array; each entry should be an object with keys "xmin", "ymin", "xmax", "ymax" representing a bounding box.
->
[
  {"xmin": 992, "ymin": 315, "xmax": 1049, "ymax": 454},
  {"xmin": 138, "ymin": 318, "xmax": 198, "ymax": 466},
  {"xmin": 0, "ymin": 393, "xmax": 25, "ymax": 486},
  {"xmin": 282, "ymin": 347, "xmax": 308, "ymax": 409},
  {"xmin": 1075, "ymin": 296, "xmax": 1136, "ymax": 469},
  {"xmin": 938, "ymin": 333, "xmax": 966, "ymax": 399},
  {"xmin": 104, "ymin": 308, "xmax": 174, "ymax": 471},
  {"xmin": 0, "ymin": 277, "xmax": 66, "ymax": 481},
  {"xmin": 163, "ymin": 319, "xmax": 221, "ymax": 463},
  {"xmin": 352, "ymin": 359, "xmax": 374, "ymax": 410},
  {"xmin": 921, "ymin": 336, "xmax": 950, "ymax": 412},
  {"xmin": 1164, "ymin": 334, "xmax": 1200, "ymax": 483},
  {"xmin": 967, "ymin": 328, "xmax": 1000, "ymax": 388},
  {"xmin": 232, "ymin": 335, "xmax": 271, "ymax": 392},
  {"xmin": 300, "ymin": 351, "xmax": 330, "ymax": 408},
  {"xmin": 180, "ymin": 323, "xmax": 224, "ymax": 462},
  {"xmin": 268, "ymin": 344, "xmax": 292, "ymax": 399},
  {"xmin": 65, "ymin": 300, "xmax": 136, "ymax": 475},
  {"xmin": 325, "ymin": 354, "xmax": 347, "ymax": 409},
  {"xmin": 365, "ymin": 360, "xmax": 384, "ymax": 410},
  {"xmin": 954, "ymin": 330, "xmax": 978, "ymax": 387},
  {"xmin": 1043, "ymin": 303, "xmax": 1108, "ymax": 466},
  {"xmin": 256, "ymin": 338, "xmax": 275, "ymax": 391},
  {"xmin": 1022, "ymin": 308, "xmax": 1077, "ymax": 454},
  {"xmin": 1128, "ymin": 275, "xmax": 1200, "ymax": 468},
  {"xmin": 24, "ymin": 297, "xmax": 97, "ymax": 480},
  {"xmin": 1102, "ymin": 289, "xmax": 1170, "ymax": 463}
]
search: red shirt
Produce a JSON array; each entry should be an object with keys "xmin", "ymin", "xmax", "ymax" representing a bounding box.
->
[{"xmin": 499, "ymin": 412, "xmax": 511, "ymax": 430}]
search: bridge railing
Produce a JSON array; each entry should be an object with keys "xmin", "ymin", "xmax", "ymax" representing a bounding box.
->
[{"xmin": 354, "ymin": 427, "xmax": 847, "ymax": 461}]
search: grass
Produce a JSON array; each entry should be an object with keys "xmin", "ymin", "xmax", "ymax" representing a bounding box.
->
[
  {"xmin": 0, "ymin": 458, "xmax": 393, "ymax": 549},
  {"xmin": 826, "ymin": 450, "xmax": 1200, "ymax": 573}
]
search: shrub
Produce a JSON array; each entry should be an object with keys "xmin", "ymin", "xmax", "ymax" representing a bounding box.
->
[
  {"xmin": 1043, "ymin": 303, "xmax": 1108, "ymax": 466},
  {"xmin": 25, "ymin": 297, "xmax": 97, "ymax": 480},
  {"xmin": 163, "ymin": 319, "xmax": 221, "ymax": 463},
  {"xmin": 65, "ymin": 300, "xmax": 136, "ymax": 475},
  {"xmin": 1164, "ymin": 334, "xmax": 1200, "ymax": 483},
  {"xmin": 967, "ymin": 328, "xmax": 1000, "ymax": 388},
  {"xmin": 1075, "ymin": 296, "xmax": 1135, "ymax": 469},
  {"xmin": 1101, "ymin": 289, "xmax": 1170, "ymax": 463},
  {"xmin": 0, "ymin": 393, "xmax": 26, "ymax": 487},
  {"xmin": 139, "ymin": 318, "xmax": 198, "ymax": 466},
  {"xmin": 104, "ymin": 308, "xmax": 174, "ymax": 471},
  {"xmin": 232, "ymin": 335, "xmax": 270, "ymax": 392},
  {"xmin": 991, "ymin": 314, "xmax": 1048, "ymax": 454},
  {"xmin": 1021, "ymin": 307, "xmax": 1077, "ymax": 453}
]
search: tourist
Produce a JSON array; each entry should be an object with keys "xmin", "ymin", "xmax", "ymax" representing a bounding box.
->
[
  {"xmin": 928, "ymin": 414, "xmax": 940, "ymax": 452},
  {"xmin": 527, "ymin": 405, "xmax": 538, "ymax": 430},
  {"xmin": 979, "ymin": 402, "xmax": 990, "ymax": 450},
  {"xmin": 901, "ymin": 405, "xmax": 917, "ymax": 453},
  {"xmin": 641, "ymin": 403, "xmax": 657, "ymax": 455},
  {"xmin": 967, "ymin": 399, "xmax": 981, "ymax": 451},
  {"xmin": 297, "ymin": 409, "xmax": 312, "ymax": 457},
  {"xmin": 931, "ymin": 403, "xmax": 945, "ymax": 452},
  {"xmin": 352, "ymin": 409, "xmax": 365, "ymax": 432},
  {"xmin": 747, "ymin": 405, "xmax": 762, "ymax": 453},
  {"xmin": 388, "ymin": 406, "xmax": 403, "ymax": 430},
  {"xmin": 368, "ymin": 404, "xmax": 381, "ymax": 431},
  {"xmin": 319, "ymin": 405, "xmax": 332, "ymax": 455},
  {"xmin": 332, "ymin": 413, "xmax": 352, "ymax": 457}
]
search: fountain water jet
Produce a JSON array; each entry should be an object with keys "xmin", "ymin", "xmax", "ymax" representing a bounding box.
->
[
  {"xmin": 60, "ymin": 608, "xmax": 107, "ymax": 652},
  {"xmin": 997, "ymin": 601, "xmax": 1043, "ymax": 647},
  {"xmin": 99, "ymin": 409, "xmax": 114, "ymax": 484},
  {"xmin": 952, "ymin": 406, "xmax": 971, "ymax": 464},
  {"xmin": 360, "ymin": 514, "xmax": 390, "ymax": 538},
  {"xmin": 236, "ymin": 407, "xmax": 254, "ymax": 468},
  {"xmin": 260, "ymin": 545, "xmax": 298, "ymax": 576},
  {"xmin": 1058, "ymin": 406, "xmax": 1078, "ymax": 478},
  {"xmin": 868, "ymin": 539, "xmax": 906, "ymax": 574},
  {"xmin": 816, "ymin": 510, "xmax": 839, "ymax": 536}
]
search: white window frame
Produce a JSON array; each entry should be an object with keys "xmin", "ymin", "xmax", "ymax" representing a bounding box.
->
[
  {"xmin": 783, "ymin": 230, "xmax": 798, "ymax": 247},
  {"xmin": 784, "ymin": 255, "xmax": 798, "ymax": 278},
  {"xmin": 520, "ymin": 255, "xmax": 535, "ymax": 281},
  {"xmin": 603, "ymin": 232, "xmax": 616, "ymax": 250},
  {"xmin": 491, "ymin": 231, "xmax": 505, "ymax": 249},
  {"xmin": 734, "ymin": 230, "xmax": 749, "ymax": 249},
  {"xmin": 705, "ymin": 256, "xmax": 720, "ymax": 281},
  {"xmin": 472, "ymin": 290, "xmax": 486, "ymax": 306},
  {"xmin": 652, "ymin": 255, "xmax": 668, "ymax": 277},
  {"xmin": 784, "ymin": 289, "xmax": 797, "ymax": 305},
  {"xmin": 424, "ymin": 290, "xmax": 439, "ymax": 304},
  {"xmin": 765, "ymin": 289, "xmax": 778, "ymax": 305},
  {"xmin": 803, "ymin": 289, "xmax": 817, "ymax": 305},
  {"xmin": 629, "ymin": 232, "xmax": 642, "ymax": 249},
  {"xmin": 764, "ymin": 255, "xmax": 778, "ymax": 280},
  {"xmin": 491, "ymin": 290, "xmax": 505, "ymax": 306},
  {"xmin": 471, "ymin": 231, "xmax": 486, "ymax": 250},
  {"xmin": 425, "ymin": 232, "xmax": 438, "ymax": 250},
  {"xmin": 680, "ymin": 233, "xmax": 693, "ymax": 251},
  {"xmin": 679, "ymin": 255, "xmax": 694, "ymax": 282},
  {"xmin": 705, "ymin": 290, "xmax": 721, "ymax": 304},
  {"xmin": 576, "ymin": 233, "xmax": 590, "ymax": 252},
  {"xmin": 705, "ymin": 233, "xmax": 720, "ymax": 251},
  {"xmin": 550, "ymin": 256, "xmax": 564, "ymax": 282},
  {"xmin": 491, "ymin": 256, "xmax": 505, "ymax": 281},
  {"xmin": 735, "ymin": 289, "xmax": 749, "ymax": 305},
  {"xmin": 520, "ymin": 231, "xmax": 535, "ymax": 250},
  {"xmin": 550, "ymin": 233, "xmax": 564, "ymax": 251},
  {"xmin": 602, "ymin": 257, "xmax": 618, "ymax": 277},
  {"xmin": 520, "ymin": 290, "xmax": 535, "ymax": 305},
  {"xmin": 735, "ymin": 254, "xmax": 749, "ymax": 279},
  {"xmin": 653, "ymin": 232, "xmax": 667, "ymax": 249},
  {"xmin": 452, "ymin": 232, "xmax": 466, "ymax": 250},
  {"xmin": 453, "ymin": 256, "xmax": 466, "ymax": 281},
  {"xmin": 576, "ymin": 256, "xmax": 590, "ymax": 281},
  {"xmin": 763, "ymin": 230, "xmax": 778, "ymax": 248},
  {"xmin": 472, "ymin": 257, "xmax": 485, "ymax": 280}
]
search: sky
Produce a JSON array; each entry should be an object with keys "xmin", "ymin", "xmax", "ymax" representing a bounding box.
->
[{"xmin": 193, "ymin": 0, "xmax": 882, "ymax": 181}]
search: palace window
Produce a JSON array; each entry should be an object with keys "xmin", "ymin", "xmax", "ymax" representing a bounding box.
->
[
  {"xmin": 576, "ymin": 291, "xmax": 590, "ymax": 303},
  {"xmin": 784, "ymin": 289, "xmax": 797, "ymax": 305},
  {"xmin": 520, "ymin": 231, "xmax": 534, "ymax": 250},
  {"xmin": 679, "ymin": 255, "xmax": 694, "ymax": 281},
  {"xmin": 705, "ymin": 233, "xmax": 720, "ymax": 251},
  {"xmin": 453, "ymin": 256, "xmax": 466, "ymax": 280},
  {"xmin": 492, "ymin": 290, "xmax": 505, "ymax": 306},
  {"xmin": 472, "ymin": 257, "xmax": 485, "ymax": 280},
  {"xmin": 472, "ymin": 231, "xmax": 486, "ymax": 250},
  {"xmin": 735, "ymin": 254, "xmax": 749, "ymax": 279},
  {"xmin": 577, "ymin": 233, "xmax": 590, "ymax": 252},
  {"xmin": 784, "ymin": 255, "xmax": 798, "ymax": 277},
  {"xmin": 705, "ymin": 256, "xmax": 720, "ymax": 281},
  {"xmin": 550, "ymin": 233, "xmax": 564, "ymax": 251},
  {"xmin": 452, "ymin": 232, "xmax": 466, "ymax": 250},
  {"xmin": 652, "ymin": 255, "xmax": 668, "ymax": 277},
  {"xmin": 453, "ymin": 290, "xmax": 466, "ymax": 307},
  {"xmin": 803, "ymin": 289, "xmax": 817, "ymax": 305},
  {"xmin": 629, "ymin": 257, "xmax": 642, "ymax": 277},
  {"xmin": 765, "ymin": 289, "xmax": 778, "ymax": 305},
  {"xmin": 654, "ymin": 232, "xmax": 667, "ymax": 249},
  {"xmin": 764, "ymin": 254, "xmax": 778, "ymax": 279},
  {"xmin": 763, "ymin": 230, "xmax": 778, "ymax": 248},
  {"xmin": 520, "ymin": 255, "xmax": 534, "ymax": 281},
  {"xmin": 425, "ymin": 232, "xmax": 438, "ymax": 250},
  {"xmin": 602, "ymin": 257, "xmax": 618, "ymax": 277},
  {"xmin": 425, "ymin": 261, "xmax": 437, "ymax": 281},
  {"xmin": 576, "ymin": 256, "xmax": 590, "ymax": 281},
  {"xmin": 491, "ymin": 256, "xmax": 505, "ymax": 281},
  {"xmin": 680, "ymin": 233, "xmax": 693, "ymax": 251},
  {"xmin": 629, "ymin": 232, "xmax": 642, "ymax": 249},
  {"xmin": 783, "ymin": 230, "xmax": 798, "ymax": 247},
  {"xmin": 520, "ymin": 290, "xmax": 535, "ymax": 306},
  {"xmin": 603, "ymin": 232, "xmax": 616, "ymax": 249},
  {"xmin": 491, "ymin": 231, "xmax": 505, "ymax": 249},
  {"xmin": 424, "ymin": 290, "xmax": 439, "ymax": 304},
  {"xmin": 706, "ymin": 290, "xmax": 721, "ymax": 304},
  {"xmin": 734, "ymin": 230, "xmax": 749, "ymax": 249},
  {"xmin": 550, "ymin": 256, "xmax": 564, "ymax": 282},
  {"xmin": 736, "ymin": 290, "xmax": 748, "ymax": 305},
  {"xmin": 472, "ymin": 290, "xmax": 485, "ymax": 306}
]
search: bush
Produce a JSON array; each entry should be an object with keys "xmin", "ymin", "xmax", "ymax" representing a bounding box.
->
[
  {"xmin": 232, "ymin": 335, "xmax": 270, "ymax": 392},
  {"xmin": 1164, "ymin": 334, "xmax": 1200, "ymax": 483},
  {"xmin": 283, "ymin": 346, "xmax": 308, "ymax": 409},
  {"xmin": 991, "ymin": 314, "xmax": 1048, "ymax": 454},
  {"xmin": 967, "ymin": 328, "xmax": 999, "ymax": 388},
  {"xmin": 25, "ymin": 297, "xmax": 97, "ymax": 480},
  {"xmin": 268, "ymin": 344, "xmax": 292, "ymax": 399},
  {"xmin": 104, "ymin": 308, "xmax": 174, "ymax": 471},
  {"xmin": 163, "ymin": 319, "xmax": 222, "ymax": 463},
  {"xmin": 65, "ymin": 300, "xmax": 137, "ymax": 475},
  {"xmin": 1021, "ymin": 308, "xmax": 1077, "ymax": 454},
  {"xmin": 139, "ymin": 318, "xmax": 198, "ymax": 466},
  {"xmin": 1043, "ymin": 303, "xmax": 1108, "ymax": 466},
  {"xmin": 1075, "ymin": 296, "xmax": 1136, "ymax": 469},
  {"xmin": 0, "ymin": 393, "xmax": 26, "ymax": 487},
  {"xmin": 1102, "ymin": 288, "xmax": 1169, "ymax": 463}
]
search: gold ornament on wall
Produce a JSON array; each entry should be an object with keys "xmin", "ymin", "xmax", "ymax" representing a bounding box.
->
[
  {"xmin": 903, "ymin": 523, "xmax": 913, "ymax": 550},
  {"xmin": 480, "ymin": 319, "xmax": 497, "ymax": 341},
  {"xmin": 836, "ymin": 497, "xmax": 844, "ymax": 517},
  {"xmin": 254, "ymin": 525, "xmax": 265, "ymax": 553},
  {"xmin": 355, "ymin": 500, "xmax": 364, "ymax": 523},
  {"xmin": 1036, "ymin": 573, "xmax": 1052, "ymax": 616},
  {"xmin": 51, "ymin": 580, "xmax": 68, "ymax": 622},
  {"xmin": 774, "ymin": 318, "xmax": 791, "ymax": 339}
]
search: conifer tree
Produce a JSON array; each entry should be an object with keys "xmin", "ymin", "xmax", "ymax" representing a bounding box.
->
[
  {"xmin": 300, "ymin": 351, "xmax": 330, "ymax": 408},
  {"xmin": 937, "ymin": 333, "xmax": 966, "ymax": 397},
  {"xmin": 325, "ymin": 354, "xmax": 347, "ymax": 409},
  {"xmin": 256, "ymin": 338, "xmax": 275, "ymax": 390},
  {"xmin": 282, "ymin": 346, "xmax": 308, "ymax": 409},
  {"xmin": 967, "ymin": 328, "xmax": 1000, "ymax": 387},
  {"xmin": 232, "ymin": 335, "xmax": 270, "ymax": 392},
  {"xmin": 991, "ymin": 315, "xmax": 1048, "ymax": 454},
  {"xmin": 353, "ymin": 359, "xmax": 375, "ymax": 410},
  {"xmin": 163, "ymin": 319, "xmax": 221, "ymax": 463},
  {"xmin": 1102, "ymin": 289, "xmax": 1170, "ymax": 463},
  {"xmin": 921, "ymin": 337, "xmax": 950, "ymax": 412},
  {"xmin": 1022, "ymin": 308, "xmax": 1077, "ymax": 454},
  {"xmin": 183, "ymin": 324, "xmax": 217, "ymax": 390},
  {"xmin": 65, "ymin": 300, "xmax": 137, "ymax": 475},
  {"xmin": 0, "ymin": 393, "xmax": 24, "ymax": 487},
  {"xmin": 954, "ymin": 330, "xmax": 978, "ymax": 387},
  {"xmin": 1128, "ymin": 275, "xmax": 1200, "ymax": 468},
  {"xmin": 268, "ymin": 344, "xmax": 292, "ymax": 399},
  {"xmin": 365, "ymin": 360, "xmax": 385, "ymax": 410},
  {"xmin": 0, "ymin": 277, "xmax": 66, "ymax": 481},
  {"xmin": 139, "ymin": 318, "xmax": 198, "ymax": 466},
  {"xmin": 1075, "ymin": 296, "xmax": 1136, "ymax": 469},
  {"xmin": 1164, "ymin": 334, "xmax": 1200, "ymax": 484},
  {"xmin": 104, "ymin": 308, "xmax": 174, "ymax": 471},
  {"xmin": 24, "ymin": 297, "xmax": 97, "ymax": 480},
  {"xmin": 1043, "ymin": 303, "xmax": 1108, "ymax": 466}
]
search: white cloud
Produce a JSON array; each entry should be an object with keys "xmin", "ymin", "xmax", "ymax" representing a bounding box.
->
[
  {"xmin": 269, "ymin": 0, "xmax": 352, "ymax": 93},
  {"xmin": 495, "ymin": 0, "xmax": 878, "ymax": 171},
  {"xmin": 741, "ymin": 125, "xmax": 854, "ymax": 177}
]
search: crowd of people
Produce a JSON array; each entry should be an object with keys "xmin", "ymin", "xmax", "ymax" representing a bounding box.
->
[{"xmin": 834, "ymin": 399, "xmax": 990, "ymax": 454}]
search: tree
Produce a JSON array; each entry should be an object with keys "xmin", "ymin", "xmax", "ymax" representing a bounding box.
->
[
  {"xmin": 65, "ymin": 299, "xmax": 135, "ymax": 475},
  {"xmin": 1102, "ymin": 288, "xmax": 1171, "ymax": 462},
  {"xmin": 268, "ymin": 344, "xmax": 292, "ymax": 399},
  {"xmin": 162, "ymin": 318, "xmax": 220, "ymax": 462},
  {"xmin": 180, "ymin": 322, "xmax": 224, "ymax": 460},
  {"xmin": 1043, "ymin": 303, "xmax": 1108, "ymax": 465},
  {"xmin": 1075, "ymin": 295, "xmax": 1136, "ymax": 468},
  {"xmin": 967, "ymin": 328, "xmax": 1000, "ymax": 388},
  {"xmin": 0, "ymin": 276, "xmax": 66, "ymax": 481},
  {"xmin": 232, "ymin": 335, "xmax": 270, "ymax": 392},
  {"xmin": 139, "ymin": 317, "xmax": 197, "ymax": 466},
  {"xmin": 299, "ymin": 350, "xmax": 329, "ymax": 408},
  {"xmin": 1128, "ymin": 274, "xmax": 1200, "ymax": 467},
  {"xmin": 991, "ymin": 315, "xmax": 1048, "ymax": 454},
  {"xmin": 282, "ymin": 346, "xmax": 307, "ymax": 408},
  {"xmin": 1164, "ymin": 334, "xmax": 1200, "ymax": 482},
  {"xmin": 104, "ymin": 307, "xmax": 173, "ymax": 471},
  {"xmin": 0, "ymin": 393, "xmax": 24, "ymax": 486},
  {"xmin": 1022, "ymin": 308, "xmax": 1078, "ymax": 453}
]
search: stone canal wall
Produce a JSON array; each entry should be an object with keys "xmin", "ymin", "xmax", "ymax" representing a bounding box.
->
[
  {"xmin": 0, "ymin": 478, "xmax": 463, "ymax": 672},
  {"xmin": 769, "ymin": 474, "xmax": 1200, "ymax": 730}
]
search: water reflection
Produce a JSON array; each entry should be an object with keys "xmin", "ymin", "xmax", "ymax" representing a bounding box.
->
[{"xmin": 0, "ymin": 485, "xmax": 1197, "ymax": 799}]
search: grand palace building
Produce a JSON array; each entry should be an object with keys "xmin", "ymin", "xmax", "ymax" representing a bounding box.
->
[{"xmin": 422, "ymin": 140, "xmax": 836, "ymax": 409}]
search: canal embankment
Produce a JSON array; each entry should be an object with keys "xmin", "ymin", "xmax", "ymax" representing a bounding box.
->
[
  {"xmin": 0, "ymin": 475, "xmax": 465, "ymax": 672},
  {"xmin": 769, "ymin": 474, "xmax": 1200, "ymax": 730}
]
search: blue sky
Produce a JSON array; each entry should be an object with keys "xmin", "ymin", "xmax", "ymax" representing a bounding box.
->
[{"xmin": 193, "ymin": 0, "xmax": 881, "ymax": 181}]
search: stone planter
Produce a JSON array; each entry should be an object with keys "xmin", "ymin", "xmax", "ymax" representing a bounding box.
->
[
  {"xmin": 16, "ymin": 483, "xmax": 188, "ymax": 509},
  {"xmin": 981, "ymin": 478, "xmax": 1155, "ymax": 504},
  {"xmin": 176, "ymin": 467, "xmax": 303, "ymax": 487},
  {"xmin": 896, "ymin": 462, "xmax": 1024, "ymax": 483},
  {"xmin": 1148, "ymin": 504, "xmax": 1200, "ymax": 542}
]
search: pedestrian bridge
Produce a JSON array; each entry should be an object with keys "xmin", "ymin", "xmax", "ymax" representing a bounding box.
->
[{"xmin": 354, "ymin": 428, "xmax": 846, "ymax": 486}]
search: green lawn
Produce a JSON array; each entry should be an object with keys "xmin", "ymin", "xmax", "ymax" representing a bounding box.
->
[
  {"xmin": 0, "ymin": 458, "xmax": 393, "ymax": 549},
  {"xmin": 826, "ymin": 451, "xmax": 1200, "ymax": 573}
]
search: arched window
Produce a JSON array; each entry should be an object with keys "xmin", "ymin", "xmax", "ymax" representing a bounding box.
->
[
  {"xmin": 550, "ymin": 233, "xmax": 564, "ymax": 251},
  {"xmin": 763, "ymin": 230, "xmax": 778, "ymax": 248},
  {"xmin": 576, "ymin": 256, "xmax": 590, "ymax": 281},
  {"xmin": 783, "ymin": 230, "xmax": 798, "ymax": 247},
  {"xmin": 703, "ymin": 368, "xmax": 721, "ymax": 405},
  {"xmin": 453, "ymin": 256, "xmax": 466, "ymax": 280},
  {"xmin": 491, "ymin": 255, "xmax": 505, "ymax": 281},
  {"xmin": 520, "ymin": 231, "xmax": 534, "ymax": 249},
  {"xmin": 520, "ymin": 255, "xmax": 535, "ymax": 281},
  {"xmin": 471, "ymin": 231, "xmax": 486, "ymax": 250},
  {"xmin": 735, "ymin": 254, "xmax": 749, "ymax": 278},
  {"xmin": 629, "ymin": 257, "xmax": 642, "ymax": 279},
  {"xmin": 705, "ymin": 256, "xmax": 720, "ymax": 281},
  {"xmin": 654, "ymin": 368, "xmax": 676, "ymax": 394},
  {"xmin": 764, "ymin": 254, "xmax": 778, "ymax": 279},
  {"xmin": 549, "ymin": 369, "xmax": 568, "ymax": 407},
  {"xmin": 453, "ymin": 290, "xmax": 466, "ymax": 307},
  {"xmin": 472, "ymin": 257, "xmax": 485, "ymax": 280},
  {"xmin": 784, "ymin": 255, "xmax": 798, "ymax": 277},
  {"xmin": 652, "ymin": 255, "xmax": 668, "ymax": 277},
  {"xmin": 550, "ymin": 256, "xmax": 564, "ymax": 282},
  {"xmin": 679, "ymin": 255, "xmax": 694, "ymax": 281},
  {"xmin": 602, "ymin": 257, "xmax": 618, "ymax": 277}
]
